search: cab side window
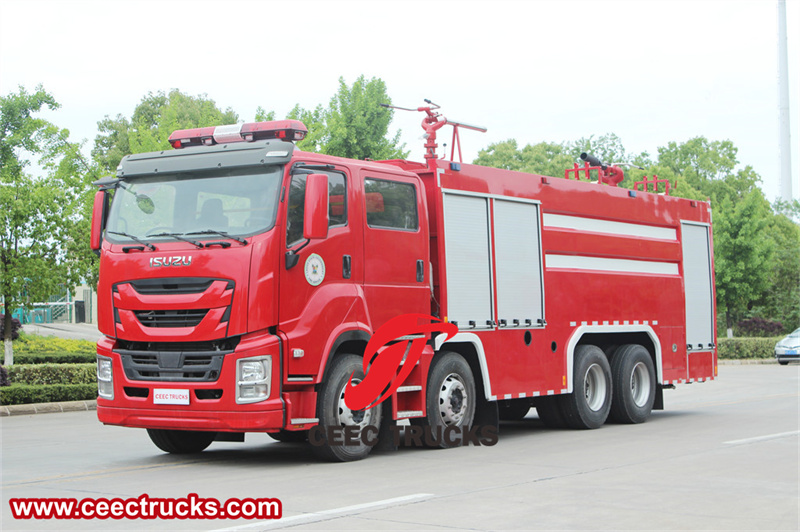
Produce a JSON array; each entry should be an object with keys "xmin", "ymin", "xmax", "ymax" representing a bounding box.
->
[
  {"xmin": 364, "ymin": 178, "xmax": 418, "ymax": 231},
  {"xmin": 286, "ymin": 170, "xmax": 347, "ymax": 247}
]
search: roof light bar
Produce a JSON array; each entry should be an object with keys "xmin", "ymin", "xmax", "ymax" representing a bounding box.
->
[{"xmin": 168, "ymin": 120, "xmax": 308, "ymax": 149}]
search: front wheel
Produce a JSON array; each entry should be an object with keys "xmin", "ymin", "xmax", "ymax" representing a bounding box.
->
[
  {"xmin": 147, "ymin": 429, "xmax": 216, "ymax": 454},
  {"xmin": 560, "ymin": 344, "xmax": 612, "ymax": 429},
  {"xmin": 311, "ymin": 354, "xmax": 381, "ymax": 462},
  {"xmin": 419, "ymin": 352, "xmax": 476, "ymax": 448}
]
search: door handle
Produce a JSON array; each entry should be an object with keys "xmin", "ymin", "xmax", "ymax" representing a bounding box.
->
[
  {"xmin": 343, "ymin": 255, "xmax": 352, "ymax": 279},
  {"xmin": 416, "ymin": 260, "xmax": 424, "ymax": 282}
]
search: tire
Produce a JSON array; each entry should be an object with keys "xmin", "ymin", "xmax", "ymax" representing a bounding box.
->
[
  {"xmin": 420, "ymin": 352, "xmax": 477, "ymax": 448},
  {"xmin": 535, "ymin": 396, "xmax": 567, "ymax": 428},
  {"xmin": 498, "ymin": 399, "xmax": 531, "ymax": 421},
  {"xmin": 147, "ymin": 429, "xmax": 216, "ymax": 454},
  {"xmin": 560, "ymin": 344, "xmax": 612, "ymax": 429},
  {"xmin": 608, "ymin": 344, "xmax": 656, "ymax": 424},
  {"xmin": 311, "ymin": 354, "xmax": 381, "ymax": 462},
  {"xmin": 778, "ymin": 360, "xmax": 789, "ymax": 366},
  {"xmin": 267, "ymin": 430, "xmax": 309, "ymax": 443}
]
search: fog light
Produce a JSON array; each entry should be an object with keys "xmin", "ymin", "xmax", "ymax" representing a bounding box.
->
[
  {"xmin": 236, "ymin": 356, "xmax": 271, "ymax": 404},
  {"xmin": 97, "ymin": 355, "xmax": 114, "ymax": 400}
]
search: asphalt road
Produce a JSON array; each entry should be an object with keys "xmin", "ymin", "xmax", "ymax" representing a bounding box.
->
[{"xmin": 2, "ymin": 364, "xmax": 798, "ymax": 531}]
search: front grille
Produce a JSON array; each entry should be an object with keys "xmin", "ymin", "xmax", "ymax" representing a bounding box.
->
[
  {"xmin": 117, "ymin": 350, "xmax": 227, "ymax": 382},
  {"xmin": 128, "ymin": 278, "xmax": 231, "ymax": 295},
  {"xmin": 134, "ymin": 309, "xmax": 208, "ymax": 328},
  {"xmin": 116, "ymin": 338, "xmax": 240, "ymax": 352}
]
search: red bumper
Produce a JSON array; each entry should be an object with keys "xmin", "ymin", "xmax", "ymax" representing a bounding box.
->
[
  {"xmin": 97, "ymin": 402, "xmax": 284, "ymax": 432},
  {"xmin": 96, "ymin": 332, "xmax": 286, "ymax": 432}
]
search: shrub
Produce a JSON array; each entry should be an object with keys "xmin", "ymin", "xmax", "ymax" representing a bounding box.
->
[
  {"xmin": 736, "ymin": 317, "xmax": 784, "ymax": 337},
  {"xmin": 0, "ymin": 315, "xmax": 22, "ymax": 341},
  {"xmin": 13, "ymin": 352, "xmax": 96, "ymax": 365},
  {"xmin": 0, "ymin": 365, "xmax": 9, "ymax": 386},
  {"xmin": 717, "ymin": 337, "xmax": 780, "ymax": 359},
  {"xmin": 14, "ymin": 334, "xmax": 95, "ymax": 356},
  {"xmin": 0, "ymin": 383, "xmax": 97, "ymax": 405},
  {"xmin": 6, "ymin": 363, "xmax": 96, "ymax": 386}
]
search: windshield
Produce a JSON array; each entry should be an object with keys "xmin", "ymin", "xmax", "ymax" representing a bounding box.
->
[{"xmin": 105, "ymin": 166, "xmax": 283, "ymax": 243}]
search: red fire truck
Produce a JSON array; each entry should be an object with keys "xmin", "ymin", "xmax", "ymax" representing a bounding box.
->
[{"xmin": 91, "ymin": 103, "xmax": 717, "ymax": 461}]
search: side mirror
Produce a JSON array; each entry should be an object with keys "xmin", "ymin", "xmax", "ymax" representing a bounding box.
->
[
  {"xmin": 303, "ymin": 173, "xmax": 329, "ymax": 240},
  {"xmin": 90, "ymin": 190, "xmax": 106, "ymax": 253}
]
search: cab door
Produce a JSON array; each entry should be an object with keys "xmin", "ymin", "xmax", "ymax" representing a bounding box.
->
[
  {"xmin": 360, "ymin": 169, "xmax": 430, "ymax": 331},
  {"xmin": 278, "ymin": 165, "xmax": 363, "ymax": 377}
]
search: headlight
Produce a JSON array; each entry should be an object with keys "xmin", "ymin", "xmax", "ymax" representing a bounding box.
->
[
  {"xmin": 236, "ymin": 356, "xmax": 271, "ymax": 404},
  {"xmin": 97, "ymin": 355, "xmax": 114, "ymax": 400}
]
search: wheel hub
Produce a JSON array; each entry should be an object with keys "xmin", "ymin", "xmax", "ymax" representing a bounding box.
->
[
  {"xmin": 337, "ymin": 378, "xmax": 373, "ymax": 429},
  {"xmin": 630, "ymin": 361, "xmax": 651, "ymax": 407},
  {"xmin": 438, "ymin": 373, "xmax": 468, "ymax": 426},
  {"xmin": 584, "ymin": 363, "xmax": 607, "ymax": 412}
]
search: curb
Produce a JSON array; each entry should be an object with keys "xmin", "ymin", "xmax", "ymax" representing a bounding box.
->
[
  {"xmin": 718, "ymin": 359, "xmax": 780, "ymax": 365},
  {"xmin": 0, "ymin": 400, "xmax": 97, "ymax": 417}
]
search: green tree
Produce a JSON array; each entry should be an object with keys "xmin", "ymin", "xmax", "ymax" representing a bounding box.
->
[
  {"xmin": 753, "ymin": 200, "xmax": 800, "ymax": 331},
  {"xmin": 286, "ymin": 103, "xmax": 327, "ymax": 153},
  {"xmin": 712, "ymin": 190, "xmax": 775, "ymax": 331},
  {"xmin": 568, "ymin": 133, "xmax": 630, "ymax": 166},
  {"xmin": 474, "ymin": 139, "xmax": 576, "ymax": 177},
  {"xmin": 1, "ymin": 86, "xmax": 97, "ymax": 364},
  {"xmin": 322, "ymin": 76, "xmax": 407, "ymax": 160},
  {"xmin": 93, "ymin": 90, "xmax": 238, "ymax": 173},
  {"xmin": 269, "ymin": 76, "xmax": 407, "ymax": 160}
]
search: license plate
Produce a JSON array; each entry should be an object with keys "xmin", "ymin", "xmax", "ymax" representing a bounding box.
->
[
  {"xmin": 787, "ymin": 349, "xmax": 798, "ymax": 355},
  {"xmin": 153, "ymin": 389, "xmax": 190, "ymax": 405}
]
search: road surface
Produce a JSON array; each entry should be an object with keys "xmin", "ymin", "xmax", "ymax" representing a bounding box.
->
[{"xmin": 1, "ymin": 364, "xmax": 797, "ymax": 530}]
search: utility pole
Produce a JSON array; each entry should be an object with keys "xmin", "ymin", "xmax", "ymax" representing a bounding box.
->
[{"xmin": 777, "ymin": 0, "xmax": 793, "ymax": 202}]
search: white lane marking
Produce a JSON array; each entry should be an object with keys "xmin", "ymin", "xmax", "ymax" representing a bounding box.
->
[
  {"xmin": 214, "ymin": 493, "xmax": 434, "ymax": 531},
  {"xmin": 723, "ymin": 430, "xmax": 800, "ymax": 446}
]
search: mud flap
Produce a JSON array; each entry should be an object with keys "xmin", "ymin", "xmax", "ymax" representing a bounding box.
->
[
  {"xmin": 473, "ymin": 394, "xmax": 499, "ymax": 432},
  {"xmin": 374, "ymin": 402, "xmax": 398, "ymax": 452},
  {"xmin": 654, "ymin": 385, "xmax": 665, "ymax": 411}
]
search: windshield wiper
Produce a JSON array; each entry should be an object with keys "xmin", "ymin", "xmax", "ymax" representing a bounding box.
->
[
  {"xmin": 107, "ymin": 231, "xmax": 156, "ymax": 251},
  {"xmin": 186, "ymin": 229, "xmax": 248, "ymax": 246},
  {"xmin": 146, "ymin": 232, "xmax": 205, "ymax": 249}
]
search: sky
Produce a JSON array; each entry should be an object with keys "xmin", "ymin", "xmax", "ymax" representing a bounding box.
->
[{"xmin": 1, "ymin": 0, "xmax": 798, "ymax": 202}]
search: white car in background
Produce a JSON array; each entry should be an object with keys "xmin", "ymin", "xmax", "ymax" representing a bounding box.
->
[{"xmin": 775, "ymin": 328, "xmax": 800, "ymax": 365}]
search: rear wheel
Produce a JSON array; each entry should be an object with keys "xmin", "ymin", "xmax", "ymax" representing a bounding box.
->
[
  {"xmin": 311, "ymin": 354, "xmax": 381, "ymax": 462},
  {"xmin": 147, "ymin": 429, "xmax": 216, "ymax": 454},
  {"xmin": 608, "ymin": 344, "xmax": 656, "ymax": 424},
  {"xmin": 560, "ymin": 344, "xmax": 612, "ymax": 429}
]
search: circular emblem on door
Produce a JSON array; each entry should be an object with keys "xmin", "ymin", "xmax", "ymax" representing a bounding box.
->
[{"xmin": 304, "ymin": 253, "xmax": 326, "ymax": 286}]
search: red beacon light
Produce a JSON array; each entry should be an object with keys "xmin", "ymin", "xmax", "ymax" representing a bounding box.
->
[{"xmin": 168, "ymin": 120, "xmax": 307, "ymax": 149}]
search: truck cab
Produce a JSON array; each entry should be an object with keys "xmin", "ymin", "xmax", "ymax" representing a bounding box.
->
[{"xmin": 93, "ymin": 121, "xmax": 430, "ymax": 459}]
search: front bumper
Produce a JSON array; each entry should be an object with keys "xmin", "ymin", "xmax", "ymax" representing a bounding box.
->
[
  {"xmin": 96, "ymin": 332, "xmax": 285, "ymax": 432},
  {"xmin": 775, "ymin": 348, "xmax": 799, "ymax": 363}
]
